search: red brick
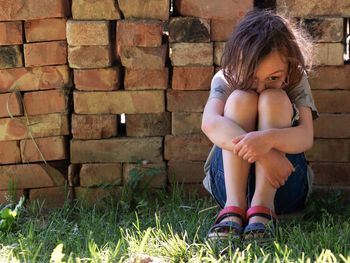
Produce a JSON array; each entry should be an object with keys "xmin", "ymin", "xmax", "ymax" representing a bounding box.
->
[
  {"xmin": 0, "ymin": 0, "xmax": 70, "ymax": 21},
  {"xmin": 74, "ymin": 67, "xmax": 120, "ymax": 91},
  {"xmin": 20, "ymin": 136, "xmax": 68, "ymax": 162},
  {"xmin": 0, "ymin": 189, "xmax": 25, "ymax": 204},
  {"xmin": 0, "ymin": 141, "xmax": 21, "ymax": 164},
  {"xmin": 309, "ymin": 66, "xmax": 350, "ymax": 90},
  {"xmin": 0, "ymin": 65, "xmax": 71, "ymax": 93},
  {"xmin": 126, "ymin": 112, "xmax": 171, "ymax": 137},
  {"xmin": 172, "ymin": 112, "xmax": 202, "ymax": 135},
  {"xmin": 0, "ymin": 114, "xmax": 69, "ymax": 141},
  {"xmin": 167, "ymin": 90, "xmax": 208, "ymax": 112},
  {"xmin": 0, "ymin": 21, "xmax": 22, "ymax": 45},
  {"xmin": 24, "ymin": 18, "xmax": 66, "ymax": 42},
  {"xmin": 169, "ymin": 17, "xmax": 210, "ymax": 43},
  {"xmin": 29, "ymin": 186, "xmax": 71, "ymax": 208},
  {"xmin": 118, "ymin": 0, "xmax": 170, "ymax": 21},
  {"xmin": 74, "ymin": 187, "xmax": 122, "ymax": 207},
  {"xmin": 68, "ymin": 45, "xmax": 112, "ymax": 69},
  {"xmin": 74, "ymin": 90, "xmax": 165, "ymax": 114},
  {"xmin": 168, "ymin": 160, "xmax": 205, "ymax": 183},
  {"xmin": 164, "ymin": 134, "xmax": 212, "ymax": 161},
  {"xmin": 314, "ymin": 114, "xmax": 350, "ymax": 138},
  {"xmin": 0, "ymin": 92, "xmax": 23, "ymax": 118},
  {"xmin": 71, "ymin": 137, "xmax": 163, "ymax": 163},
  {"xmin": 125, "ymin": 68, "xmax": 168, "ymax": 90},
  {"xmin": 310, "ymin": 162, "xmax": 350, "ymax": 186},
  {"xmin": 172, "ymin": 66, "xmax": 213, "ymax": 90},
  {"xmin": 0, "ymin": 163, "xmax": 66, "ymax": 190},
  {"xmin": 72, "ymin": 114, "xmax": 118, "ymax": 139},
  {"xmin": 306, "ymin": 139, "xmax": 350, "ymax": 162},
  {"xmin": 72, "ymin": 0, "xmax": 121, "ymax": 20},
  {"xmin": 313, "ymin": 90, "xmax": 350, "ymax": 113},
  {"xmin": 117, "ymin": 19, "xmax": 163, "ymax": 47},
  {"xmin": 23, "ymin": 89, "xmax": 68, "ymax": 115},
  {"xmin": 120, "ymin": 45, "xmax": 167, "ymax": 69},
  {"xmin": 24, "ymin": 41, "xmax": 67, "ymax": 67},
  {"xmin": 80, "ymin": 163, "xmax": 122, "ymax": 187},
  {"xmin": 170, "ymin": 43, "xmax": 213, "ymax": 66},
  {"xmin": 211, "ymin": 19, "xmax": 237, "ymax": 41},
  {"xmin": 123, "ymin": 162, "xmax": 167, "ymax": 188},
  {"xmin": 0, "ymin": 45, "xmax": 23, "ymax": 69},
  {"xmin": 67, "ymin": 20, "xmax": 110, "ymax": 46},
  {"xmin": 174, "ymin": 0, "xmax": 253, "ymax": 19}
]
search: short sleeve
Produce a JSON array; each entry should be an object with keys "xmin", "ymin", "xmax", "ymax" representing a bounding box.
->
[
  {"xmin": 286, "ymin": 72, "xmax": 319, "ymax": 120},
  {"xmin": 208, "ymin": 70, "xmax": 234, "ymax": 103}
]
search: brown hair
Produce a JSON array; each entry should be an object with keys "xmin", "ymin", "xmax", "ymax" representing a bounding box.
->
[{"xmin": 221, "ymin": 9, "xmax": 313, "ymax": 91}]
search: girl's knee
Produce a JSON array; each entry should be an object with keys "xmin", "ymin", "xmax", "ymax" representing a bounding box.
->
[
  {"xmin": 224, "ymin": 89, "xmax": 258, "ymax": 116},
  {"xmin": 258, "ymin": 88, "xmax": 292, "ymax": 112}
]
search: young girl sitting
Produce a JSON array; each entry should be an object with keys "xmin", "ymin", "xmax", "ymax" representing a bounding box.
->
[{"xmin": 201, "ymin": 9, "xmax": 319, "ymax": 241}]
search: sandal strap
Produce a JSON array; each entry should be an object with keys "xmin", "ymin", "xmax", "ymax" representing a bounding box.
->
[
  {"xmin": 246, "ymin": 206, "xmax": 276, "ymax": 221},
  {"xmin": 215, "ymin": 206, "xmax": 246, "ymax": 224},
  {"xmin": 209, "ymin": 221, "xmax": 243, "ymax": 234}
]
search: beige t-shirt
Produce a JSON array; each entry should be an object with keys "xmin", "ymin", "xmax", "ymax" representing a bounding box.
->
[{"xmin": 203, "ymin": 70, "xmax": 319, "ymax": 197}]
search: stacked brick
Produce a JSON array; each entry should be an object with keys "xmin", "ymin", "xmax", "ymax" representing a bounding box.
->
[
  {"xmin": 276, "ymin": 0, "xmax": 350, "ymax": 191},
  {"xmin": 0, "ymin": 0, "xmax": 71, "ymax": 207}
]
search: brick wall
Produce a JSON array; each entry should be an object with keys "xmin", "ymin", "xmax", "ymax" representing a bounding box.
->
[{"xmin": 0, "ymin": 0, "xmax": 349, "ymax": 207}]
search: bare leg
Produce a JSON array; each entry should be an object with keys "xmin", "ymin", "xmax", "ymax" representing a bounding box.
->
[
  {"xmin": 250, "ymin": 88, "xmax": 293, "ymax": 224},
  {"xmin": 222, "ymin": 90, "xmax": 258, "ymax": 224}
]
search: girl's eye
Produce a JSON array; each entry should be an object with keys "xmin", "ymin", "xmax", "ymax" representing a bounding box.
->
[{"xmin": 268, "ymin": 76, "xmax": 280, "ymax": 81}]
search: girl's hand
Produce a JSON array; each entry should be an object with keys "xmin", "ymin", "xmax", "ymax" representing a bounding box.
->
[{"xmin": 232, "ymin": 130, "xmax": 273, "ymax": 163}]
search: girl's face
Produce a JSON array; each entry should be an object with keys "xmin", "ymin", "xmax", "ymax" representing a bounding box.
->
[{"xmin": 252, "ymin": 50, "xmax": 288, "ymax": 94}]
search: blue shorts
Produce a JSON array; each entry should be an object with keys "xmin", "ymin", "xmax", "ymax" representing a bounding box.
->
[{"xmin": 209, "ymin": 147, "xmax": 309, "ymax": 214}]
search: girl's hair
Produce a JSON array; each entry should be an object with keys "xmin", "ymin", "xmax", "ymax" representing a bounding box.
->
[{"xmin": 221, "ymin": 9, "xmax": 313, "ymax": 91}]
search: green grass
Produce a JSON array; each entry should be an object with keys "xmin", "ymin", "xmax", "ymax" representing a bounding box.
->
[{"xmin": 0, "ymin": 185, "xmax": 350, "ymax": 262}]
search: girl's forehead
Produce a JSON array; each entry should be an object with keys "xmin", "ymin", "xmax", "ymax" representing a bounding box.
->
[{"xmin": 255, "ymin": 50, "xmax": 288, "ymax": 77}]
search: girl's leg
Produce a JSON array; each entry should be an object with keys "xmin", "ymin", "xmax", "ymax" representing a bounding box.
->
[
  {"xmin": 250, "ymin": 88, "xmax": 293, "ymax": 224},
  {"xmin": 222, "ymin": 90, "xmax": 258, "ymax": 223}
]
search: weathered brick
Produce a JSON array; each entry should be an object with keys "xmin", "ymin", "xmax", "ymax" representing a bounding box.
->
[
  {"xmin": 170, "ymin": 43, "xmax": 213, "ymax": 66},
  {"xmin": 276, "ymin": 0, "xmax": 350, "ymax": 17},
  {"xmin": 23, "ymin": 89, "xmax": 68, "ymax": 116},
  {"xmin": 172, "ymin": 112, "xmax": 202, "ymax": 135},
  {"xmin": 164, "ymin": 134, "xmax": 212, "ymax": 161},
  {"xmin": 0, "ymin": 65, "xmax": 71, "ymax": 93},
  {"xmin": 68, "ymin": 45, "xmax": 112, "ymax": 69},
  {"xmin": 123, "ymin": 162, "xmax": 167, "ymax": 188},
  {"xmin": 169, "ymin": 17, "xmax": 210, "ymax": 43},
  {"xmin": 0, "ymin": 0, "xmax": 70, "ymax": 21},
  {"xmin": 314, "ymin": 43, "xmax": 343, "ymax": 66},
  {"xmin": 25, "ymin": 18, "xmax": 66, "ymax": 42},
  {"xmin": 306, "ymin": 139, "xmax": 350, "ymax": 162},
  {"xmin": 310, "ymin": 162, "xmax": 350, "ymax": 186},
  {"xmin": 0, "ymin": 92, "xmax": 23, "ymax": 118},
  {"xmin": 80, "ymin": 163, "xmax": 122, "ymax": 187},
  {"xmin": 0, "ymin": 141, "xmax": 21, "ymax": 164},
  {"xmin": 74, "ymin": 67, "xmax": 120, "ymax": 91},
  {"xmin": 20, "ymin": 136, "xmax": 68, "ymax": 162},
  {"xmin": 0, "ymin": 114, "xmax": 69, "ymax": 141},
  {"xmin": 72, "ymin": 0, "xmax": 121, "ymax": 20},
  {"xmin": 124, "ymin": 68, "xmax": 168, "ymax": 90},
  {"xmin": 0, "ymin": 45, "xmax": 23, "ymax": 69},
  {"xmin": 172, "ymin": 66, "xmax": 213, "ymax": 90},
  {"xmin": 74, "ymin": 187, "xmax": 122, "ymax": 206},
  {"xmin": 29, "ymin": 186, "xmax": 71, "ymax": 208},
  {"xmin": 211, "ymin": 19, "xmax": 237, "ymax": 42},
  {"xmin": 309, "ymin": 66, "xmax": 350, "ymax": 90},
  {"xmin": 167, "ymin": 90, "xmax": 208, "ymax": 112},
  {"xmin": 117, "ymin": 19, "xmax": 163, "ymax": 47},
  {"xmin": 126, "ymin": 112, "xmax": 171, "ymax": 137},
  {"xmin": 174, "ymin": 0, "xmax": 253, "ymax": 19},
  {"xmin": 120, "ymin": 45, "xmax": 167, "ymax": 69},
  {"xmin": 74, "ymin": 91, "xmax": 165, "ymax": 114},
  {"xmin": 314, "ymin": 114, "xmax": 350, "ymax": 138},
  {"xmin": 0, "ymin": 163, "xmax": 66, "ymax": 190},
  {"xmin": 72, "ymin": 114, "xmax": 118, "ymax": 139},
  {"xmin": 24, "ymin": 41, "xmax": 67, "ymax": 67},
  {"xmin": 67, "ymin": 20, "xmax": 110, "ymax": 46},
  {"xmin": 71, "ymin": 137, "xmax": 163, "ymax": 163},
  {"xmin": 168, "ymin": 160, "xmax": 205, "ymax": 183},
  {"xmin": 118, "ymin": 0, "xmax": 170, "ymax": 21},
  {"xmin": 302, "ymin": 18, "xmax": 343, "ymax": 43},
  {"xmin": 313, "ymin": 90, "xmax": 350, "ymax": 113},
  {"xmin": 68, "ymin": 164, "xmax": 80, "ymax": 186},
  {"xmin": 214, "ymin": 42, "xmax": 225, "ymax": 66},
  {"xmin": 0, "ymin": 189, "xmax": 25, "ymax": 204},
  {"xmin": 0, "ymin": 21, "xmax": 22, "ymax": 45}
]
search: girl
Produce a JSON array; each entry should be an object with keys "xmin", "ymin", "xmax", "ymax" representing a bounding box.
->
[{"xmin": 201, "ymin": 9, "xmax": 319, "ymax": 241}]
